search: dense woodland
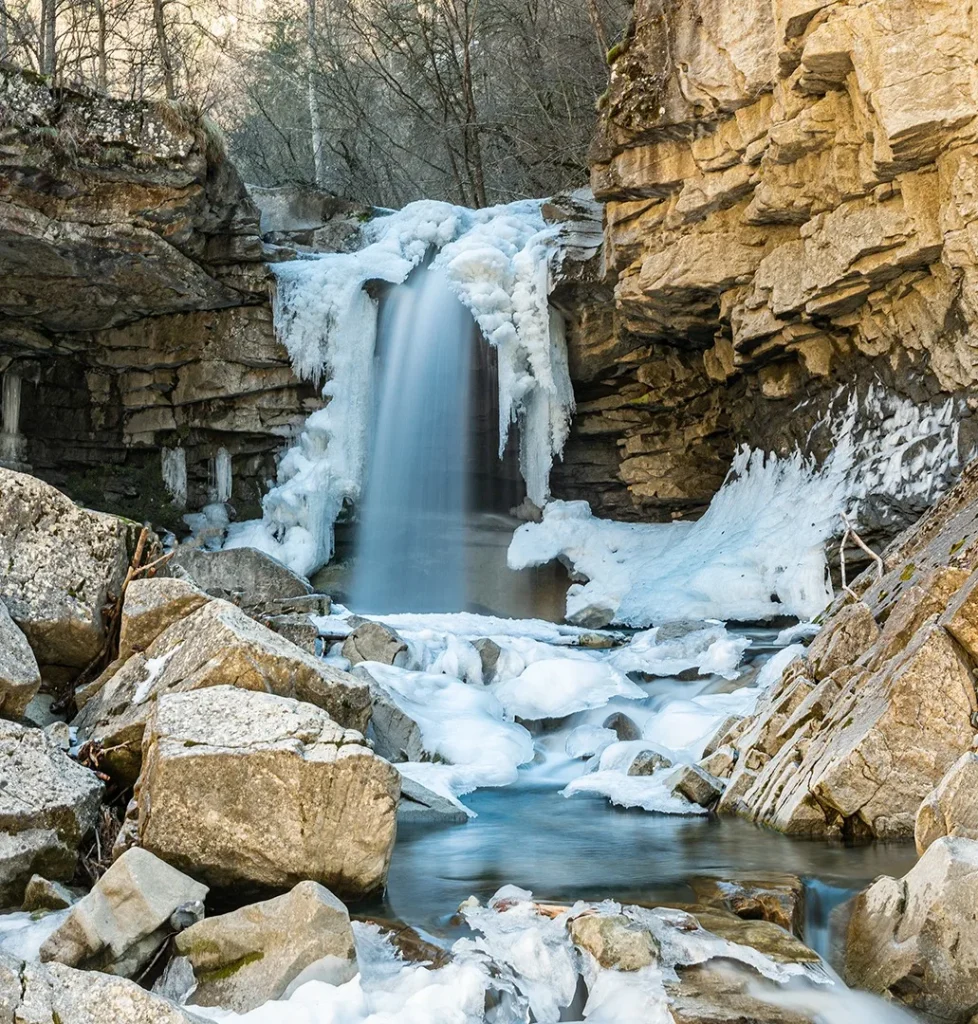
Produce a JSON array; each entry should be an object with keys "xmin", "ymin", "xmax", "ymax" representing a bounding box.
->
[{"xmin": 0, "ymin": 0, "xmax": 627, "ymax": 205}]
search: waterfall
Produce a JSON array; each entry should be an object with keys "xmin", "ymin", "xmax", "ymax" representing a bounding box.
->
[{"xmin": 351, "ymin": 268, "xmax": 474, "ymax": 613}]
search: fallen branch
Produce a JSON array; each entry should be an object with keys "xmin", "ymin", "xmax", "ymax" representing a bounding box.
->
[{"xmin": 838, "ymin": 512, "xmax": 884, "ymax": 602}]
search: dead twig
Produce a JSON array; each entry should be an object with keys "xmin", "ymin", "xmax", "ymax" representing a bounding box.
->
[{"xmin": 839, "ymin": 512, "xmax": 884, "ymax": 602}]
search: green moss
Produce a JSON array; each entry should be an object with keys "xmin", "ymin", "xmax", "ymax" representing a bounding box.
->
[
  {"xmin": 899, "ymin": 564, "xmax": 916, "ymax": 582},
  {"xmin": 606, "ymin": 39, "xmax": 629, "ymax": 64},
  {"xmin": 197, "ymin": 950, "xmax": 264, "ymax": 983},
  {"xmin": 951, "ymin": 538, "xmax": 967, "ymax": 556},
  {"xmin": 877, "ymin": 590, "xmax": 888, "ymax": 602}
]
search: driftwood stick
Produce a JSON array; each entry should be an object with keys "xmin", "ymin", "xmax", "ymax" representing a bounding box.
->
[{"xmin": 840, "ymin": 513, "xmax": 884, "ymax": 579}]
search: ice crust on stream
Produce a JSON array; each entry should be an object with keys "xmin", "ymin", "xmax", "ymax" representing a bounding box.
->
[
  {"xmin": 182, "ymin": 888, "xmax": 861, "ymax": 1024},
  {"xmin": 224, "ymin": 199, "xmax": 573, "ymax": 577}
]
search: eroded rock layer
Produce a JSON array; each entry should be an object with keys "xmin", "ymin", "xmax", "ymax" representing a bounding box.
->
[{"xmin": 567, "ymin": 0, "xmax": 978, "ymax": 528}]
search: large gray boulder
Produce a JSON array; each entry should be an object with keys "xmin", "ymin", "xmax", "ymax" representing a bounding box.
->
[
  {"xmin": 3, "ymin": 954, "xmax": 203, "ymax": 1023},
  {"xmin": 0, "ymin": 721, "xmax": 103, "ymax": 906},
  {"xmin": 40, "ymin": 847, "xmax": 207, "ymax": 978},
  {"xmin": 342, "ymin": 622, "xmax": 408, "ymax": 667},
  {"xmin": 845, "ymin": 837, "xmax": 978, "ymax": 1022},
  {"xmin": 0, "ymin": 601, "xmax": 41, "ymax": 719},
  {"xmin": 175, "ymin": 880, "xmax": 356, "ymax": 1012},
  {"xmin": 172, "ymin": 546, "xmax": 312, "ymax": 607},
  {"xmin": 136, "ymin": 687, "xmax": 399, "ymax": 898},
  {"xmin": 0, "ymin": 469, "xmax": 136, "ymax": 672},
  {"xmin": 73, "ymin": 597, "xmax": 370, "ymax": 784}
]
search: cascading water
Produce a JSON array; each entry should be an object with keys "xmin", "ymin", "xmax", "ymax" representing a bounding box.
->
[{"xmin": 351, "ymin": 267, "xmax": 475, "ymax": 613}]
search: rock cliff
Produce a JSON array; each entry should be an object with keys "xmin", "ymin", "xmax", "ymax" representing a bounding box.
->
[
  {"xmin": 0, "ymin": 69, "xmax": 325, "ymax": 526},
  {"xmin": 567, "ymin": 0, "xmax": 978, "ymax": 534}
]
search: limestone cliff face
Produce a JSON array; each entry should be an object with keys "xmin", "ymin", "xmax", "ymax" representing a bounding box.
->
[
  {"xmin": 568, "ymin": 0, "xmax": 978, "ymax": 534},
  {"xmin": 0, "ymin": 70, "xmax": 323, "ymax": 525}
]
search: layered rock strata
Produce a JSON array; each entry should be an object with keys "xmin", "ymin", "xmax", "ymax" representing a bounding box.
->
[{"xmin": 564, "ymin": 0, "xmax": 978, "ymax": 530}]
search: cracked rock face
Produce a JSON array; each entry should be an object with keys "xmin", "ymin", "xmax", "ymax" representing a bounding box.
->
[
  {"xmin": 0, "ymin": 720, "xmax": 104, "ymax": 905},
  {"xmin": 135, "ymin": 686, "xmax": 399, "ymax": 898},
  {"xmin": 708, "ymin": 459, "xmax": 978, "ymax": 839},
  {"xmin": 555, "ymin": 0, "xmax": 978, "ymax": 528}
]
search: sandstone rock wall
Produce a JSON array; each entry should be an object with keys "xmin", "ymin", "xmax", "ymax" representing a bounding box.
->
[
  {"xmin": 0, "ymin": 69, "xmax": 327, "ymax": 525},
  {"xmin": 568, "ymin": 0, "xmax": 978, "ymax": 530}
]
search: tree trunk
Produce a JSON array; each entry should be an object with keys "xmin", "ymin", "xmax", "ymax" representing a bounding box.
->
[
  {"xmin": 307, "ymin": 0, "xmax": 326, "ymax": 186},
  {"xmin": 40, "ymin": 0, "xmax": 56, "ymax": 77},
  {"xmin": 95, "ymin": 0, "xmax": 107, "ymax": 90},
  {"xmin": 152, "ymin": 0, "xmax": 176, "ymax": 99},
  {"xmin": 0, "ymin": 2, "xmax": 8, "ymax": 63}
]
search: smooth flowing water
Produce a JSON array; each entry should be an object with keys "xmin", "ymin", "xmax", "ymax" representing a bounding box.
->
[{"xmin": 352, "ymin": 268, "xmax": 474, "ymax": 613}]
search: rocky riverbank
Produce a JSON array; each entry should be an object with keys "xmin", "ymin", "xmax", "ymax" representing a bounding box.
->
[{"xmin": 1, "ymin": 462, "xmax": 977, "ymax": 1021}]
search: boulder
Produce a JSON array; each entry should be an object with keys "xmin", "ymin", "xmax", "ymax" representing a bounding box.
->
[
  {"xmin": 915, "ymin": 750, "xmax": 978, "ymax": 854},
  {"xmin": 0, "ymin": 721, "xmax": 103, "ymax": 906},
  {"xmin": 806, "ymin": 601, "xmax": 879, "ymax": 680},
  {"xmin": 21, "ymin": 876, "xmax": 79, "ymax": 912},
  {"xmin": 845, "ymin": 837, "xmax": 978, "ymax": 1022},
  {"xmin": 628, "ymin": 749, "xmax": 673, "ymax": 776},
  {"xmin": 175, "ymin": 881, "xmax": 356, "ymax": 1013},
  {"xmin": 397, "ymin": 773, "xmax": 469, "ymax": 824},
  {"xmin": 73, "ymin": 597, "xmax": 370, "ymax": 784},
  {"xmin": 688, "ymin": 874, "xmax": 804, "ymax": 934},
  {"xmin": 365, "ymin": 682, "xmax": 425, "ymax": 763},
  {"xmin": 602, "ymin": 712, "xmax": 642, "ymax": 741},
  {"xmin": 136, "ymin": 687, "xmax": 399, "ymax": 897},
  {"xmin": 259, "ymin": 613, "xmax": 321, "ymax": 654},
  {"xmin": 118, "ymin": 577, "xmax": 210, "ymax": 660},
  {"xmin": 342, "ymin": 622, "xmax": 408, "ymax": 667},
  {"xmin": 671, "ymin": 765, "xmax": 724, "ymax": 807},
  {"xmin": 5, "ymin": 957, "xmax": 203, "ymax": 1023},
  {"xmin": 172, "ymin": 546, "xmax": 312, "ymax": 606},
  {"xmin": 568, "ymin": 913, "xmax": 658, "ymax": 970},
  {"xmin": 473, "ymin": 638, "xmax": 502, "ymax": 683},
  {"xmin": 0, "ymin": 601, "xmax": 41, "ymax": 720},
  {"xmin": 0, "ymin": 469, "xmax": 135, "ymax": 671},
  {"xmin": 40, "ymin": 847, "xmax": 207, "ymax": 978}
]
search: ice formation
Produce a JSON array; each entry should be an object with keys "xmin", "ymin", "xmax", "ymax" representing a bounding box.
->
[
  {"xmin": 225, "ymin": 199, "xmax": 574, "ymax": 577},
  {"xmin": 510, "ymin": 447, "xmax": 847, "ymax": 627},
  {"xmin": 189, "ymin": 889, "xmax": 851, "ymax": 1024},
  {"xmin": 161, "ymin": 447, "xmax": 187, "ymax": 507}
]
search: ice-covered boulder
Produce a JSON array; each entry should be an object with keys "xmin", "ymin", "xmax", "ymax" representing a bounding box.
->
[
  {"xmin": 40, "ymin": 848, "xmax": 207, "ymax": 978},
  {"xmin": 136, "ymin": 687, "xmax": 399, "ymax": 897},
  {"xmin": 0, "ymin": 601, "xmax": 41, "ymax": 720},
  {"xmin": 174, "ymin": 881, "xmax": 356, "ymax": 1012},
  {"xmin": 845, "ymin": 837, "xmax": 978, "ymax": 1022},
  {"xmin": 73, "ymin": 597, "xmax": 370, "ymax": 783},
  {"xmin": 0, "ymin": 721, "xmax": 103, "ymax": 906},
  {"xmin": 0, "ymin": 469, "xmax": 135, "ymax": 671},
  {"xmin": 670, "ymin": 765, "xmax": 724, "ymax": 808},
  {"xmin": 568, "ymin": 913, "xmax": 658, "ymax": 970}
]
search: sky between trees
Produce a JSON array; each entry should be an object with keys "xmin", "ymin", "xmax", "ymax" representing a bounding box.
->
[{"xmin": 0, "ymin": 0, "xmax": 627, "ymax": 206}]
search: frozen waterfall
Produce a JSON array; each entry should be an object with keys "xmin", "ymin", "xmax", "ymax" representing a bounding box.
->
[{"xmin": 351, "ymin": 267, "xmax": 474, "ymax": 612}]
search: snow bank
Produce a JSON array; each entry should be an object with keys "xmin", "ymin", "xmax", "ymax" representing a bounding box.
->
[
  {"xmin": 510, "ymin": 447, "xmax": 847, "ymax": 627},
  {"xmin": 360, "ymin": 663, "xmax": 534, "ymax": 789},
  {"xmin": 490, "ymin": 660, "xmax": 645, "ymax": 721},
  {"xmin": 225, "ymin": 199, "xmax": 574, "ymax": 577}
]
